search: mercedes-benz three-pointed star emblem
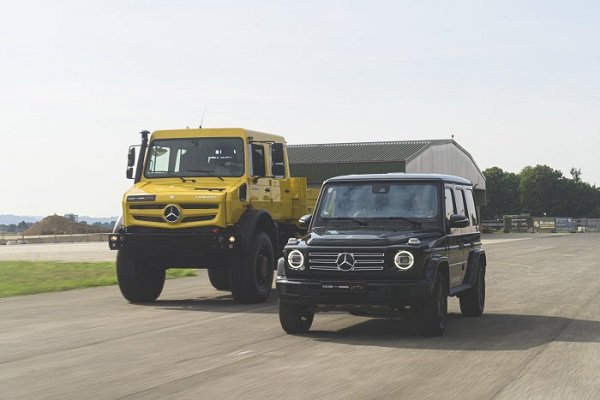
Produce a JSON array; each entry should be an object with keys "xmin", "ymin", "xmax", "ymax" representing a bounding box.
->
[
  {"xmin": 336, "ymin": 253, "xmax": 355, "ymax": 271},
  {"xmin": 163, "ymin": 204, "xmax": 181, "ymax": 223}
]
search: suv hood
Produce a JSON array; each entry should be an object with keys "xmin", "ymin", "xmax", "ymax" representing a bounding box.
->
[{"xmin": 306, "ymin": 229, "xmax": 443, "ymax": 247}]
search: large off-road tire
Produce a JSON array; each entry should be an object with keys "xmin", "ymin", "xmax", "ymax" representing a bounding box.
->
[
  {"xmin": 207, "ymin": 268, "xmax": 230, "ymax": 291},
  {"xmin": 228, "ymin": 232, "xmax": 274, "ymax": 304},
  {"xmin": 279, "ymin": 301, "xmax": 314, "ymax": 334},
  {"xmin": 416, "ymin": 271, "xmax": 448, "ymax": 336},
  {"xmin": 116, "ymin": 249, "xmax": 165, "ymax": 303},
  {"xmin": 459, "ymin": 262, "xmax": 486, "ymax": 317}
]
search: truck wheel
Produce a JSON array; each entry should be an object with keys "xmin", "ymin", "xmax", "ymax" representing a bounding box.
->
[
  {"xmin": 279, "ymin": 301, "xmax": 314, "ymax": 334},
  {"xmin": 416, "ymin": 272, "xmax": 448, "ymax": 336},
  {"xmin": 208, "ymin": 268, "xmax": 230, "ymax": 291},
  {"xmin": 116, "ymin": 249, "xmax": 165, "ymax": 302},
  {"xmin": 459, "ymin": 263, "xmax": 485, "ymax": 317},
  {"xmin": 228, "ymin": 232, "xmax": 274, "ymax": 304}
]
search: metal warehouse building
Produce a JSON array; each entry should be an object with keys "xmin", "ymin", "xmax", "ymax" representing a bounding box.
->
[{"xmin": 287, "ymin": 139, "xmax": 486, "ymax": 204}]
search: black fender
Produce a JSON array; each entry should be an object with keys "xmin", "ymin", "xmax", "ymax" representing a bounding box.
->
[
  {"xmin": 424, "ymin": 255, "xmax": 449, "ymax": 294},
  {"xmin": 237, "ymin": 209, "xmax": 279, "ymax": 256},
  {"xmin": 463, "ymin": 248, "xmax": 486, "ymax": 286}
]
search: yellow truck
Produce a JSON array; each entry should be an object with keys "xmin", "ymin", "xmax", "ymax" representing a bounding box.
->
[{"xmin": 109, "ymin": 128, "xmax": 314, "ymax": 304}]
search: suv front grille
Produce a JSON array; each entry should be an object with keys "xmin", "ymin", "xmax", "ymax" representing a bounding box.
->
[{"xmin": 308, "ymin": 252, "xmax": 385, "ymax": 271}]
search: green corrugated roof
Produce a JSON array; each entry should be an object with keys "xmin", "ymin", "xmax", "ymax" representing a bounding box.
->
[{"xmin": 288, "ymin": 140, "xmax": 450, "ymax": 164}]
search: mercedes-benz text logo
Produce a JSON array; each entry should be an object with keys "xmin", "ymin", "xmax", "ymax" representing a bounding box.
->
[
  {"xmin": 336, "ymin": 253, "xmax": 355, "ymax": 271},
  {"xmin": 163, "ymin": 204, "xmax": 181, "ymax": 223}
]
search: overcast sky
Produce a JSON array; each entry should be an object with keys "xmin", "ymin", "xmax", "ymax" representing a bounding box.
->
[{"xmin": 1, "ymin": 0, "xmax": 599, "ymax": 217}]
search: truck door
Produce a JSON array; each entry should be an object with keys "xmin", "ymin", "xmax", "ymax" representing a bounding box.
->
[
  {"xmin": 268, "ymin": 143, "xmax": 292, "ymax": 220},
  {"xmin": 248, "ymin": 143, "xmax": 273, "ymax": 211}
]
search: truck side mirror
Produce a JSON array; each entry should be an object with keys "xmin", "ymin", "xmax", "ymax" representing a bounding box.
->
[
  {"xmin": 271, "ymin": 143, "xmax": 284, "ymax": 164},
  {"xmin": 299, "ymin": 214, "xmax": 312, "ymax": 227},
  {"xmin": 127, "ymin": 147, "xmax": 136, "ymax": 167},
  {"xmin": 126, "ymin": 147, "xmax": 136, "ymax": 179},
  {"xmin": 449, "ymin": 214, "xmax": 469, "ymax": 228},
  {"xmin": 271, "ymin": 164, "xmax": 285, "ymax": 177}
]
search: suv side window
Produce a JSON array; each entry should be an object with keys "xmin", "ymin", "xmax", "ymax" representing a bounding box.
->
[
  {"xmin": 251, "ymin": 144, "xmax": 265, "ymax": 176},
  {"xmin": 454, "ymin": 188, "xmax": 467, "ymax": 218},
  {"xmin": 444, "ymin": 188, "xmax": 456, "ymax": 220},
  {"xmin": 465, "ymin": 188, "xmax": 478, "ymax": 226}
]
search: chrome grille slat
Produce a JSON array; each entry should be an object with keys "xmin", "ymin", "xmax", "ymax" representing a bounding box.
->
[{"xmin": 308, "ymin": 251, "xmax": 386, "ymax": 271}]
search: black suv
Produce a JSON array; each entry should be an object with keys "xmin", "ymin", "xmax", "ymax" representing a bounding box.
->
[{"xmin": 276, "ymin": 173, "xmax": 486, "ymax": 336}]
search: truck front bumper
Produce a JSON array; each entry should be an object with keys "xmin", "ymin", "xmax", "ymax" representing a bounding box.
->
[{"xmin": 108, "ymin": 227, "xmax": 241, "ymax": 252}]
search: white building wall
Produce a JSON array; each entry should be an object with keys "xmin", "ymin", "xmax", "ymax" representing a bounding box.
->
[{"xmin": 405, "ymin": 143, "xmax": 486, "ymax": 191}]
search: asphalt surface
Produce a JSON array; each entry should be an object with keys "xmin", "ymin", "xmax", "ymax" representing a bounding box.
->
[{"xmin": 1, "ymin": 234, "xmax": 599, "ymax": 399}]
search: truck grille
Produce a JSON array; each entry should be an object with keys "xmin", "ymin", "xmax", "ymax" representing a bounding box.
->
[
  {"xmin": 308, "ymin": 252, "xmax": 386, "ymax": 271},
  {"xmin": 128, "ymin": 203, "xmax": 219, "ymax": 225}
]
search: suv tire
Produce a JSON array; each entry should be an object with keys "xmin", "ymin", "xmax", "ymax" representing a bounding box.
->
[
  {"xmin": 459, "ymin": 262, "xmax": 485, "ymax": 317},
  {"xmin": 116, "ymin": 248, "xmax": 165, "ymax": 302},
  {"xmin": 279, "ymin": 301, "xmax": 314, "ymax": 334},
  {"xmin": 228, "ymin": 232, "xmax": 274, "ymax": 304},
  {"xmin": 208, "ymin": 268, "xmax": 230, "ymax": 291},
  {"xmin": 416, "ymin": 272, "xmax": 448, "ymax": 336}
]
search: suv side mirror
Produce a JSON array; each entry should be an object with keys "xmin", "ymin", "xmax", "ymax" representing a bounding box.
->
[
  {"xmin": 126, "ymin": 147, "xmax": 136, "ymax": 179},
  {"xmin": 449, "ymin": 214, "xmax": 469, "ymax": 228},
  {"xmin": 271, "ymin": 143, "xmax": 284, "ymax": 164},
  {"xmin": 299, "ymin": 214, "xmax": 312, "ymax": 228},
  {"xmin": 271, "ymin": 164, "xmax": 285, "ymax": 177}
]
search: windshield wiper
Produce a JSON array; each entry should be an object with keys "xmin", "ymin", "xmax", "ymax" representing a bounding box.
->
[
  {"xmin": 187, "ymin": 169, "xmax": 225, "ymax": 181},
  {"xmin": 326, "ymin": 217, "xmax": 369, "ymax": 227},
  {"xmin": 388, "ymin": 217, "xmax": 422, "ymax": 228},
  {"xmin": 165, "ymin": 172, "xmax": 196, "ymax": 183}
]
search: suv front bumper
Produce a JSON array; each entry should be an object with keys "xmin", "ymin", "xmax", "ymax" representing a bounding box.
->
[{"xmin": 276, "ymin": 277, "xmax": 434, "ymax": 307}]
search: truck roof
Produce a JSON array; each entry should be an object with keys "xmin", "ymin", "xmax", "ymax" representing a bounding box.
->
[
  {"xmin": 325, "ymin": 173, "xmax": 473, "ymax": 186},
  {"xmin": 151, "ymin": 128, "xmax": 286, "ymax": 143}
]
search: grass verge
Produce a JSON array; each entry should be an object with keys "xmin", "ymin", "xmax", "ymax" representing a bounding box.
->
[{"xmin": 0, "ymin": 261, "xmax": 196, "ymax": 298}]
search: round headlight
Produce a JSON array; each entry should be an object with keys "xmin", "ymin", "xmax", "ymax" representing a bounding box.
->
[
  {"xmin": 394, "ymin": 250, "xmax": 414, "ymax": 270},
  {"xmin": 287, "ymin": 250, "xmax": 305, "ymax": 270}
]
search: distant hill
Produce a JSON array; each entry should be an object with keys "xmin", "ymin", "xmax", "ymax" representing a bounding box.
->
[{"xmin": 24, "ymin": 215, "xmax": 111, "ymax": 236}]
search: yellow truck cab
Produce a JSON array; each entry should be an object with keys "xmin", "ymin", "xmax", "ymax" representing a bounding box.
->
[{"xmin": 109, "ymin": 128, "xmax": 310, "ymax": 304}]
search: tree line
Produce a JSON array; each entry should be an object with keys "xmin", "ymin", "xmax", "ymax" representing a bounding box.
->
[{"xmin": 481, "ymin": 165, "xmax": 600, "ymax": 220}]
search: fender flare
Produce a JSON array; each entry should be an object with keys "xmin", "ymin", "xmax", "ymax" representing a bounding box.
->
[
  {"xmin": 424, "ymin": 255, "xmax": 449, "ymax": 294},
  {"xmin": 237, "ymin": 209, "xmax": 279, "ymax": 254},
  {"xmin": 463, "ymin": 248, "xmax": 486, "ymax": 286}
]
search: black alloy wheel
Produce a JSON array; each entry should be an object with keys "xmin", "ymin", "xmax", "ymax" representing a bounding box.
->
[
  {"xmin": 459, "ymin": 262, "xmax": 486, "ymax": 317},
  {"xmin": 416, "ymin": 272, "xmax": 448, "ymax": 336}
]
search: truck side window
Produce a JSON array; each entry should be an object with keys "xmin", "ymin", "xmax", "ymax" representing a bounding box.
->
[
  {"xmin": 454, "ymin": 188, "xmax": 468, "ymax": 219},
  {"xmin": 270, "ymin": 143, "xmax": 285, "ymax": 178},
  {"xmin": 444, "ymin": 188, "xmax": 455, "ymax": 220},
  {"xmin": 465, "ymin": 189, "xmax": 478, "ymax": 226},
  {"xmin": 251, "ymin": 144, "xmax": 265, "ymax": 177}
]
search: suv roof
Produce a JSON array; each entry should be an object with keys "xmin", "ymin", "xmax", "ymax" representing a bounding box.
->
[{"xmin": 325, "ymin": 173, "xmax": 473, "ymax": 186}]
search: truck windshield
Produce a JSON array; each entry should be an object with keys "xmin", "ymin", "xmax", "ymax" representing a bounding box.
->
[
  {"xmin": 313, "ymin": 182, "xmax": 441, "ymax": 230},
  {"xmin": 144, "ymin": 137, "xmax": 244, "ymax": 178}
]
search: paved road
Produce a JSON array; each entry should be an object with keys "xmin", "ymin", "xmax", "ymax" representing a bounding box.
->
[{"xmin": 1, "ymin": 234, "xmax": 599, "ymax": 399}]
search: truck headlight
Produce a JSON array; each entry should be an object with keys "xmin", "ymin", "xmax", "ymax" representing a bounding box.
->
[
  {"xmin": 394, "ymin": 250, "xmax": 414, "ymax": 270},
  {"xmin": 287, "ymin": 250, "xmax": 305, "ymax": 270}
]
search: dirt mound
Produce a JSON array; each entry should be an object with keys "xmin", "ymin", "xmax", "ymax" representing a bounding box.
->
[{"xmin": 24, "ymin": 215, "xmax": 107, "ymax": 236}]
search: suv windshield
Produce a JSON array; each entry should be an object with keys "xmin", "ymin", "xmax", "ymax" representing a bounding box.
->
[
  {"xmin": 144, "ymin": 137, "xmax": 244, "ymax": 178},
  {"xmin": 313, "ymin": 182, "xmax": 441, "ymax": 230}
]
